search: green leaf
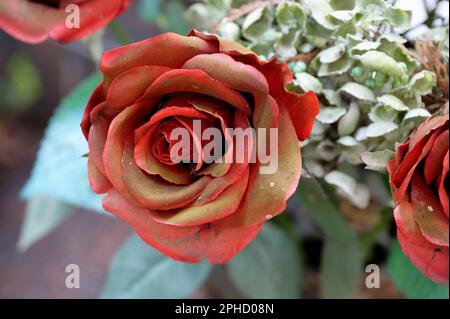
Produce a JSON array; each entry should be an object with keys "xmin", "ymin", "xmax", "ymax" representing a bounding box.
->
[
  {"xmin": 296, "ymin": 177, "xmax": 362, "ymax": 298},
  {"xmin": 21, "ymin": 73, "xmax": 104, "ymax": 213},
  {"xmin": 321, "ymin": 238, "xmax": 361, "ymax": 298},
  {"xmin": 101, "ymin": 234, "xmax": 213, "ymax": 298},
  {"xmin": 17, "ymin": 196, "xmax": 73, "ymax": 252},
  {"xmin": 156, "ymin": 0, "xmax": 190, "ymax": 34},
  {"xmin": 297, "ymin": 176, "xmax": 354, "ymax": 240},
  {"xmin": 227, "ymin": 222, "xmax": 301, "ymax": 298},
  {"xmin": 388, "ymin": 241, "xmax": 449, "ymax": 299},
  {"xmin": 138, "ymin": 0, "xmax": 162, "ymax": 23}
]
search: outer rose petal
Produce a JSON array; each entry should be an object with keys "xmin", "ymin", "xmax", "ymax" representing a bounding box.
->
[
  {"xmin": 0, "ymin": 0, "xmax": 130, "ymax": 44},
  {"xmin": 106, "ymin": 65, "xmax": 172, "ymax": 117},
  {"xmin": 104, "ymin": 189, "xmax": 263, "ymax": 264},
  {"xmin": 220, "ymin": 101, "xmax": 302, "ymax": 227},
  {"xmin": 284, "ymin": 90, "xmax": 320, "ymax": 141},
  {"xmin": 397, "ymin": 230, "xmax": 449, "ymax": 286},
  {"xmin": 411, "ymin": 173, "xmax": 449, "ymax": 247},
  {"xmin": 424, "ymin": 130, "xmax": 449, "ymax": 184},
  {"xmin": 101, "ymin": 32, "xmax": 219, "ymax": 88},
  {"xmin": 438, "ymin": 151, "xmax": 449, "ymax": 216},
  {"xmin": 87, "ymin": 158, "xmax": 111, "ymax": 194}
]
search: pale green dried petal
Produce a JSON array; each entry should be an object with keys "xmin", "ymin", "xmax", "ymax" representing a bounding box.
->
[
  {"xmin": 402, "ymin": 108, "xmax": 431, "ymax": 124},
  {"xmin": 217, "ymin": 20, "xmax": 240, "ymax": 40},
  {"xmin": 318, "ymin": 55, "xmax": 353, "ymax": 76},
  {"xmin": 338, "ymin": 102, "xmax": 360, "ymax": 136},
  {"xmin": 337, "ymin": 136, "xmax": 359, "ymax": 147},
  {"xmin": 365, "ymin": 121, "xmax": 398, "ymax": 138},
  {"xmin": 339, "ymin": 82, "xmax": 375, "ymax": 101},
  {"xmin": 350, "ymin": 41, "xmax": 380, "ymax": 57},
  {"xmin": 358, "ymin": 50, "xmax": 406, "ymax": 78},
  {"xmin": 324, "ymin": 170, "xmax": 357, "ymax": 198},
  {"xmin": 319, "ymin": 44, "xmax": 346, "ymax": 63},
  {"xmin": 317, "ymin": 140, "xmax": 340, "ymax": 161},
  {"xmin": 294, "ymin": 72, "xmax": 323, "ymax": 93},
  {"xmin": 377, "ymin": 94, "xmax": 409, "ymax": 111},
  {"xmin": 242, "ymin": 6, "xmax": 273, "ymax": 40},
  {"xmin": 276, "ymin": 1, "xmax": 306, "ymax": 32},
  {"xmin": 368, "ymin": 104, "xmax": 398, "ymax": 123},
  {"xmin": 409, "ymin": 70, "xmax": 436, "ymax": 95},
  {"xmin": 360, "ymin": 150, "xmax": 395, "ymax": 171},
  {"xmin": 316, "ymin": 106, "xmax": 347, "ymax": 124}
]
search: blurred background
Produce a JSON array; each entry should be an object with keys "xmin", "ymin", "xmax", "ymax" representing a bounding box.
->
[{"xmin": 0, "ymin": 0, "xmax": 448, "ymax": 298}]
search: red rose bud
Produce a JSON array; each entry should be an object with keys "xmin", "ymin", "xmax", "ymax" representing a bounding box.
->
[
  {"xmin": 0, "ymin": 0, "xmax": 130, "ymax": 44},
  {"xmin": 388, "ymin": 114, "xmax": 449, "ymax": 285},
  {"xmin": 80, "ymin": 30, "xmax": 319, "ymax": 263}
]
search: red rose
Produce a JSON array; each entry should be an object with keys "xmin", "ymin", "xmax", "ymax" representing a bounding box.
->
[
  {"xmin": 0, "ymin": 0, "xmax": 130, "ymax": 44},
  {"xmin": 81, "ymin": 30, "xmax": 319, "ymax": 263},
  {"xmin": 388, "ymin": 114, "xmax": 449, "ymax": 285}
]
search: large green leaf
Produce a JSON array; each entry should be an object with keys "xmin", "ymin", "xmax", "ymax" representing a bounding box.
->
[
  {"xmin": 388, "ymin": 241, "xmax": 449, "ymax": 299},
  {"xmin": 21, "ymin": 73, "xmax": 104, "ymax": 213},
  {"xmin": 297, "ymin": 176, "xmax": 362, "ymax": 298},
  {"xmin": 101, "ymin": 234, "xmax": 213, "ymax": 299},
  {"xmin": 17, "ymin": 196, "xmax": 74, "ymax": 252},
  {"xmin": 227, "ymin": 222, "xmax": 301, "ymax": 299}
]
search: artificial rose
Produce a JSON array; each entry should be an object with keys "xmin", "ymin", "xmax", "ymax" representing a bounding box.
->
[
  {"xmin": 0, "ymin": 0, "xmax": 130, "ymax": 44},
  {"xmin": 387, "ymin": 114, "xmax": 449, "ymax": 285},
  {"xmin": 81, "ymin": 30, "xmax": 319, "ymax": 263}
]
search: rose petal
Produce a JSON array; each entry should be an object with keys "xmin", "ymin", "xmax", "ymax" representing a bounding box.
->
[
  {"xmin": 199, "ymin": 220, "xmax": 264, "ymax": 264},
  {"xmin": 408, "ymin": 115, "xmax": 448, "ymax": 151},
  {"xmin": 150, "ymin": 168, "xmax": 249, "ymax": 226},
  {"xmin": 105, "ymin": 65, "xmax": 171, "ymax": 118},
  {"xmin": 438, "ymin": 151, "xmax": 449, "ymax": 216},
  {"xmin": 0, "ymin": 0, "xmax": 129, "ymax": 44},
  {"xmin": 138, "ymin": 69, "xmax": 252, "ymax": 117},
  {"xmin": 134, "ymin": 125, "xmax": 194, "ymax": 185},
  {"xmin": 0, "ymin": 1, "xmax": 64, "ymax": 43},
  {"xmin": 88, "ymin": 115, "xmax": 109, "ymax": 175},
  {"xmin": 219, "ymin": 99, "xmax": 301, "ymax": 227},
  {"xmin": 284, "ymin": 90, "xmax": 320, "ymax": 141},
  {"xmin": 122, "ymin": 137, "xmax": 213, "ymax": 210},
  {"xmin": 397, "ymin": 230, "xmax": 449, "ymax": 286},
  {"xmin": 49, "ymin": 0, "xmax": 131, "ymax": 43},
  {"xmin": 88, "ymin": 158, "xmax": 111, "ymax": 194},
  {"xmin": 103, "ymin": 190, "xmax": 204, "ymax": 263},
  {"xmin": 192, "ymin": 111, "xmax": 252, "ymax": 206},
  {"xmin": 81, "ymin": 83, "xmax": 105, "ymax": 138},
  {"xmin": 411, "ymin": 173, "xmax": 449, "ymax": 247},
  {"xmin": 424, "ymin": 130, "xmax": 449, "ymax": 184},
  {"xmin": 101, "ymin": 32, "xmax": 218, "ymax": 88},
  {"xmin": 392, "ymin": 127, "xmax": 442, "ymax": 202}
]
